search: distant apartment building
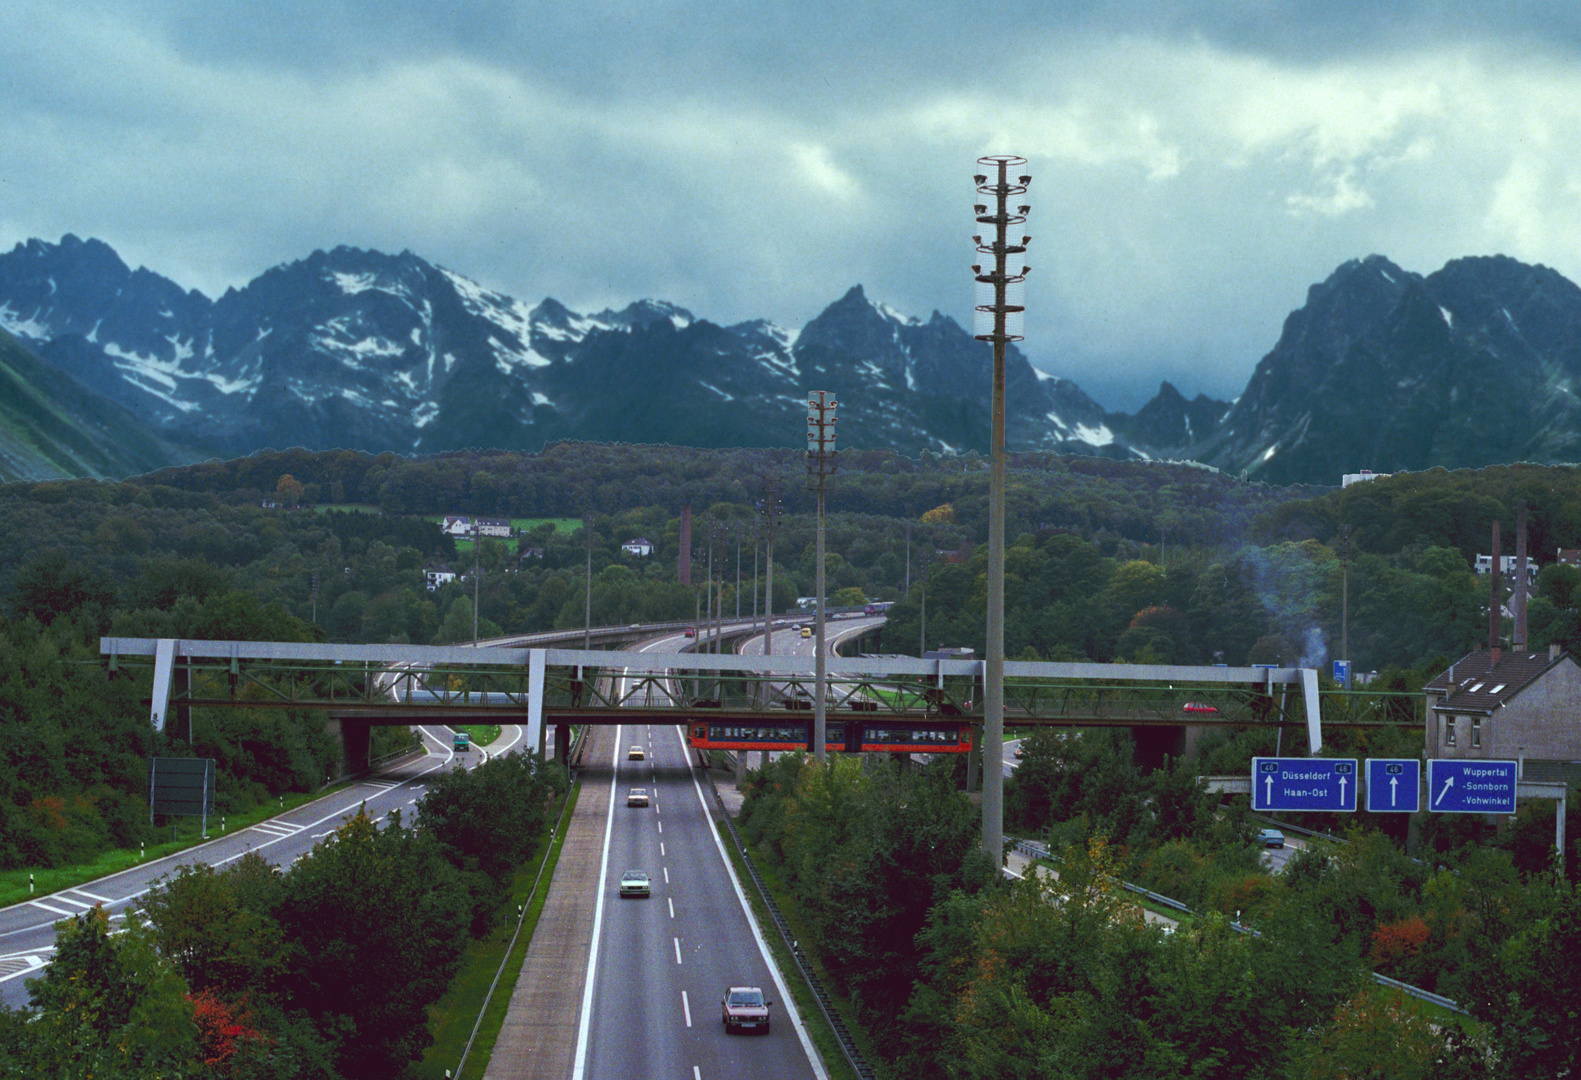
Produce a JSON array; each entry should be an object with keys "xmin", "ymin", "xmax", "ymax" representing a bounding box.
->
[
  {"xmin": 1341, "ymin": 470, "xmax": 1390, "ymax": 487},
  {"xmin": 1475, "ymin": 554, "xmax": 1540, "ymax": 584}
]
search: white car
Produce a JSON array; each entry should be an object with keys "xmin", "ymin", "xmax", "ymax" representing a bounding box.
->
[
  {"xmin": 627, "ymin": 788, "xmax": 650, "ymax": 807},
  {"xmin": 629, "ymin": 745, "xmax": 645, "ymax": 760},
  {"xmin": 619, "ymin": 869, "xmax": 651, "ymax": 898}
]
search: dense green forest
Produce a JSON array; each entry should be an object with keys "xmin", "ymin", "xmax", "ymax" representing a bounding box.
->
[{"xmin": 741, "ymin": 749, "xmax": 1580, "ymax": 1079}]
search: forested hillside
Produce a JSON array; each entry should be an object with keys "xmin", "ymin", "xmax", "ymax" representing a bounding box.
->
[{"xmin": 6, "ymin": 447, "xmax": 1581, "ymax": 876}]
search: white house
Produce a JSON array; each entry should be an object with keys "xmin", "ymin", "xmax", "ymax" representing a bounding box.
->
[
  {"xmin": 622, "ymin": 537, "xmax": 655, "ymax": 557},
  {"xmin": 443, "ymin": 515, "xmax": 512, "ymax": 538},
  {"xmin": 424, "ymin": 563, "xmax": 457, "ymax": 591}
]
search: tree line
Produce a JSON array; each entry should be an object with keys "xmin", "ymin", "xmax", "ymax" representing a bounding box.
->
[{"xmin": 740, "ymin": 747, "xmax": 1581, "ymax": 1079}]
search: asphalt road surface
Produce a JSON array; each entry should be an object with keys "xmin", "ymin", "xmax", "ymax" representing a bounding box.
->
[
  {"xmin": 575, "ymin": 723, "xmax": 823, "ymax": 1079},
  {"xmin": 0, "ymin": 723, "xmax": 523, "ymax": 1009}
]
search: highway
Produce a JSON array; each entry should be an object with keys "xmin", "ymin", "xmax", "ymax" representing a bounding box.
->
[
  {"xmin": 0, "ymin": 722, "xmax": 526, "ymax": 1009},
  {"xmin": 577, "ymin": 627, "xmax": 824, "ymax": 1079}
]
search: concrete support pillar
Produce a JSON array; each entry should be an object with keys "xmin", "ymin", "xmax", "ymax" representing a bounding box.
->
[
  {"xmin": 759, "ymin": 750, "xmax": 770, "ymax": 771},
  {"xmin": 555, "ymin": 723, "xmax": 571, "ymax": 764},
  {"xmin": 735, "ymin": 749, "xmax": 747, "ymax": 784},
  {"xmin": 169, "ymin": 661, "xmax": 192, "ymax": 743}
]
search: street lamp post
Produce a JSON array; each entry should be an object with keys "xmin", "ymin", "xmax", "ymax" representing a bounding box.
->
[
  {"xmin": 973, "ymin": 155, "xmax": 1031, "ymax": 861},
  {"xmin": 808, "ymin": 391, "xmax": 838, "ymax": 762},
  {"xmin": 472, "ymin": 522, "xmax": 481, "ymax": 645}
]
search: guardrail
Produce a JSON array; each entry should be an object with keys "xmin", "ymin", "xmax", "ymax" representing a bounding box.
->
[
  {"xmin": 1008, "ymin": 837, "xmax": 1467, "ymax": 1014},
  {"xmin": 713, "ymin": 789, "xmax": 877, "ymax": 1080}
]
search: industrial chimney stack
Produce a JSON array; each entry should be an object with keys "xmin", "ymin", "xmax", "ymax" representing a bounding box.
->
[
  {"xmin": 1489, "ymin": 519, "xmax": 1502, "ymax": 665},
  {"xmin": 679, "ymin": 506, "xmax": 692, "ymax": 586},
  {"xmin": 1514, "ymin": 502, "xmax": 1529, "ymax": 652}
]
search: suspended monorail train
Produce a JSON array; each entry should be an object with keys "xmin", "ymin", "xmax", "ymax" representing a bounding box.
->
[{"xmin": 686, "ymin": 718, "xmax": 972, "ymax": 755}]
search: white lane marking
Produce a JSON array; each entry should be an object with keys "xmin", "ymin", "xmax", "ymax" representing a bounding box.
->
[
  {"xmin": 694, "ymin": 1067, "xmax": 702, "ymax": 1080},
  {"xmin": 0, "ymin": 955, "xmax": 45, "ymax": 983},
  {"xmin": 42, "ymin": 894, "xmax": 92, "ymax": 910},
  {"xmin": 657, "ymin": 821, "xmax": 662, "ymax": 834},
  {"xmin": 660, "ymin": 842, "xmax": 666, "ymax": 857},
  {"xmin": 571, "ymin": 726, "xmax": 621, "ymax": 1080},
  {"xmin": 674, "ymin": 936, "xmax": 682, "ymax": 964},
  {"xmin": 668, "ymin": 898, "xmax": 675, "ymax": 919},
  {"xmin": 251, "ymin": 820, "xmax": 303, "ymax": 838},
  {"xmin": 680, "ymin": 726, "xmax": 828, "ymax": 1080},
  {"xmin": 70, "ymin": 889, "xmax": 113, "ymax": 904},
  {"xmin": 682, "ymin": 990, "xmax": 692, "ymax": 1028},
  {"xmin": 28, "ymin": 900, "xmax": 76, "ymax": 917},
  {"xmin": 663, "ymin": 867, "xmax": 669, "ymax": 884}
]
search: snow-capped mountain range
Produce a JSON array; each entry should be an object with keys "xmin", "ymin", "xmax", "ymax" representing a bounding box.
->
[
  {"xmin": 7, "ymin": 235, "xmax": 1579, "ymax": 486},
  {"xmin": 0, "ymin": 236, "xmax": 1150, "ymax": 462}
]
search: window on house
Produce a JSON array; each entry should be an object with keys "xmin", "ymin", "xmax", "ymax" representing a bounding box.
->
[
  {"xmin": 1472, "ymin": 717, "xmax": 1482, "ymax": 748},
  {"xmin": 1444, "ymin": 715, "xmax": 1456, "ymax": 747}
]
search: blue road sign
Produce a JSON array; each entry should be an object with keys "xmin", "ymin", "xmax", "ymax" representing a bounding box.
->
[
  {"xmin": 1428, "ymin": 759, "xmax": 1518, "ymax": 814},
  {"xmin": 1364, "ymin": 758, "xmax": 1421, "ymax": 813},
  {"xmin": 1332, "ymin": 660, "xmax": 1351, "ymax": 688},
  {"xmin": 1251, "ymin": 757, "xmax": 1359, "ymax": 812}
]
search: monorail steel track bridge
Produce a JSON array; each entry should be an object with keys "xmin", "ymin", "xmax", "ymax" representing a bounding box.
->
[{"xmin": 101, "ymin": 636, "xmax": 1421, "ymax": 773}]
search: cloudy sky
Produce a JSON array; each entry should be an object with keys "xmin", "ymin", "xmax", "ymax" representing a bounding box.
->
[{"xmin": 4, "ymin": 2, "xmax": 1581, "ymax": 409}]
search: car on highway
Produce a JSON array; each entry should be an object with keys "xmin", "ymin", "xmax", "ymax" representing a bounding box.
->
[
  {"xmin": 628, "ymin": 745, "xmax": 645, "ymax": 760},
  {"xmin": 619, "ymin": 869, "xmax": 651, "ymax": 898},
  {"xmin": 800, "ymin": 626, "xmax": 813, "ymax": 638},
  {"xmin": 721, "ymin": 986, "xmax": 772, "ymax": 1033},
  {"xmin": 684, "ymin": 627, "xmax": 696, "ymax": 638},
  {"xmin": 627, "ymin": 788, "xmax": 650, "ymax": 807},
  {"xmin": 1181, "ymin": 701, "xmax": 1219, "ymax": 714},
  {"xmin": 1257, "ymin": 828, "xmax": 1285, "ymax": 848}
]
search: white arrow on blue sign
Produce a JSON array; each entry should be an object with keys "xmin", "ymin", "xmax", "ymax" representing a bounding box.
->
[
  {"xmin": 1364, "ymin": 758, "xmax": 1421, "ymax": 813},
  {"xmin": 1427, "ymin": 759, "xmax": 1518, "ymax": 814},
  {"xmin": 1251, "ymin": 757, "xmax": 1359, "ymax": 812}
]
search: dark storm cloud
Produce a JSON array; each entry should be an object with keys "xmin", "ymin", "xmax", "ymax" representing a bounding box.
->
[{"xmin": 6, "ymin": 2, "xmax": 1581, "ymax": 411}]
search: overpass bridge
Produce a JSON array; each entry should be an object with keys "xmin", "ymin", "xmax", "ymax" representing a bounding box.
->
[{"xmin": 100, "ymin": 634, "xmax": 1421, "ymax": 775}]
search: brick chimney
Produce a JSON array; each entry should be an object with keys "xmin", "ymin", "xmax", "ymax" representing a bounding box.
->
[
  {"xmin": 1514, "ymin": 501, "xmax": 1528, "ymax": 651},
  {"xmin": 679, "ymin": 505, "xmax": 692, "ymax": 586},
  {"xmin": 1489, "ymin": 519, "xmax": 1501, "ymax": 665}
]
